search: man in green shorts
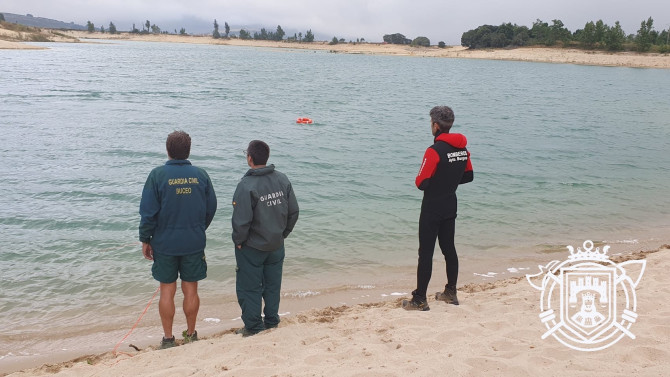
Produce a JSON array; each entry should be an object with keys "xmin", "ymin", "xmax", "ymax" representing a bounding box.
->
[
  {"xmin": 232, "ymin": 140, "xmax": 299, "ymax": 336},
  {"xmin": 139, "ymin": 130, "xmax": 217, "ymax": 349}
]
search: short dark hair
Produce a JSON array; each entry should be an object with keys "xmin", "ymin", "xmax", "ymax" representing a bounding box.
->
[
  {"xmin": 166, "ymin": 130, "xmax": 191, "ymax": 160},
  {"xmin": 429, "ymin": 106, "xmax": 455, "ymax": 133},
  {"xmin": 247, "ymin": 140, "xmax": 270, "ymax": 165}
]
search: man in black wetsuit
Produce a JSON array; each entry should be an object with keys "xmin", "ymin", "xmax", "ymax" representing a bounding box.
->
[{"xmin": 403, "ymin": 106, "xmax": 473, "ymax": 311}]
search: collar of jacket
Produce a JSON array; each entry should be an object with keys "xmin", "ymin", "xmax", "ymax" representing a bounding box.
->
[
  {"xmin": 245, "ymin": 164, "xmax": 275, "ymax": 177},
  {"xmin": 434, "ymin": 131, "xmax": 467, "ymax": 148},
  {"xmin": 165, "ymin": 159, "xmax": 192, "ymax": 166}
]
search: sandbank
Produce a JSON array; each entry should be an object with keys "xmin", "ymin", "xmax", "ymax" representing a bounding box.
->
[{"xmin": 0, "ymin": 40, "xmax": 45, "ymax": 50}]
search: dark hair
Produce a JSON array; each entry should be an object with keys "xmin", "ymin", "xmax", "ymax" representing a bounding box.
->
[
  {"xmin": 247, "ymin": 140, "xmax": 270, "ymax": 165},
  {"xmin": 166, "ymin": 130, "xmax": 191, "ymax": 160},
  {"xmin": 429, "ymin": 106, "xmax": 455, "ymax": 133}
]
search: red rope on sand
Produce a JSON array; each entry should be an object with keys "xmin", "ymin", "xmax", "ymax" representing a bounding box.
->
[{"xmin": 112, "ymin": 286, "xmax": 160, "ymax": 357}]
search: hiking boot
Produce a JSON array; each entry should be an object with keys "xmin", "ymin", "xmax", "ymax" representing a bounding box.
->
[
  {"xmin": 235, "ymin": 327, "xmax": 258, "ymax": 337},
  {"xmin": 160, "ymin": 336, "xmax": 176, "ymax": 349},
  {"xmin": 182, "ymin": 330, "xmax": 198, "ymax": 343},
  {"xmin": 435, "ymin": 285, "xmax": 459, "ymax": 305},
  {"xmin": 401, "ymin": 297, "xmax": 430, "ymax": 311}
]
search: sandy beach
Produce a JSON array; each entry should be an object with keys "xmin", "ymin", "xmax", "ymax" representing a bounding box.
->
[
  {"xmin": 1, "ymin": 29, "xmax": 669, "ymax": 69},
  {"xmin": 3, "ymin": 244, "xmax": 667, "ymax": 377}
]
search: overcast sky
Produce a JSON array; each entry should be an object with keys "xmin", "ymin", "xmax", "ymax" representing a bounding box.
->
[{"xmin": 3, "ymin": 0, "xmax": 669, "ymax": 44}]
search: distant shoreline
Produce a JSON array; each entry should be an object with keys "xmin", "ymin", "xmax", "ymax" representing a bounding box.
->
[{"xmin": 1, "ymin": 29, "xmax": 669, "ymax": 69}]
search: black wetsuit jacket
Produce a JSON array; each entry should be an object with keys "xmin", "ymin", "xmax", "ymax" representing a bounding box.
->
[{"xmin": 415, "ymin": 131, "xmax": 473, "ymax": 216}]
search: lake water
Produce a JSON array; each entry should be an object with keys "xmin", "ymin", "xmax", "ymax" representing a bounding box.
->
[{"xmin": 1, "ymin": 40, "xmax": 669, "ymax": 372}]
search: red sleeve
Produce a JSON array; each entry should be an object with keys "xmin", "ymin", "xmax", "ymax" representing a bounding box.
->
[{"xmin": 415, "ymin": 148, "xmax": 439, "ymax": 189}]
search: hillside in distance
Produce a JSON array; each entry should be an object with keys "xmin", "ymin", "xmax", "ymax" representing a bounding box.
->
[{"xmin": 1, "ymin": 12, "xmax": 86, "ymax": 30}]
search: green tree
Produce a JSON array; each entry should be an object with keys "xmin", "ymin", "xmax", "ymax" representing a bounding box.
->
[
  {"xmin": 224, "ymin": 22, "xmax": 230, "ymax": 37},
  {"xmin": 659, "ymin": 29, "xmax": 669, "ymax": 46},
  {"xmin": 497, "ymin": 22, "xmax": 515, "ymax": 42},
  {"xmin": 109, "ymin": 22, "xmax": 117, "ymax": 34},
  {"xmin": 594, "ymin": 20, "xmax": 607, "ymax": 46},
  {"xmin": 461, "ymin": 24, "xmax": 508, "ymax": 48},
  {"xmin": 383, "ymin": 33, "xmax": 411, "ymax": 44},
  {"xmin": 489, "ymin": 32, "xmax": 508, "ymax": 47},
  {"xmin": 100, "ymin": 25, "xmax": 105, "ymax": 33},
  {"xmin": 461, "ymin": 25, "xmax": 490, "ymax": 48},
  {"xmin": 213, "ymin": 19, "xmax": 221, "ymax": 39},
  {"xmin": 150, "ymin": 24, "xmax": 161, "ymax": 34},
  {"xmin": 180, "ymin": 28, "xmax": 186, "ymax": 35},
  {"xmin": 145, "ymin": 20, "xmax": 150, "ymax": 32},
  {"xmin": 239, "ymin": 28, "xmax": 251, "ymax": 40},
  {"xmin": 329, "ymin": 36, "xmax": 339, "ymax": 45},
  {"xmin": 635, "ymin": 17, "xmax": 654, "ymax": 52},
  {"xmin": 411, "ymin": 36, "xmax": 430, "ymax": 47},
  {"xmin": 87, "ymin": 21, "xmax": 95, "ymax": 33},
  {"xmin": 304, "ymin": 29, "xmax": 314, "ymax": 42},
  {"xmin": 604, "ymin": 21, "xmax": 625, "ymax": 51},
  {"xmin": 580, "ymin": 21, "xmax": 597, "ymax": 48},
  {"xmin": 530, "ymin": 19, "xmax": 549, "ymax": 44},
  {"xmin": 275, "ymin": 25, "xmax": 285, "ymax": 41},
  {"xmin": 438, "ymin": 41, "xmax": 446, "ymax": 48},
  {"xmin": 511, "ymin": 26, "xmax": 530, "ymax": 46},
  {"xmin": 550, "ymin": 19, "xmax": 571, "ymax": 44}
]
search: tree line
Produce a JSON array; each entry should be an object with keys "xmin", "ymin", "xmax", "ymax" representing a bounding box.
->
[
  {"xmin": 461, "ymin": 17, "xmax": 669, "ymax": 52},
  {"xmin": 83, "ymin": 18, "xmax": 317, "ymax": 42},
  {"xmin": 382, "ymin": 33, "xmax": 446, "ymax": 48},
  {"xmin": 78, "ymin": 17, "xmax": 405, "ymax": 45},
  {"xmin": 66, "ymin": 15, "xmax": 669, "ymax": 52},
  {"xmin": 213, "ymin": 21, "xmax": 316, "ymax": 42},
  {"xmin": 85, "ymin": 19, "xmax": 185, "ymax": 35}
]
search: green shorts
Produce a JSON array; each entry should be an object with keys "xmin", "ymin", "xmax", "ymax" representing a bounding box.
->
[{"xmin": 152, "ymin": 251, "xmax": 207, "ymax": 283}]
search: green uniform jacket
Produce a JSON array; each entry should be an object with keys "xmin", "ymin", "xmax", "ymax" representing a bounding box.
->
[
  {"xmin": 232, "ymin": 165, "xmax": 299, "ymax": 251},
  {"xmin": 139, "ymin": 160, "xmax": 217, "ymax": 256}
]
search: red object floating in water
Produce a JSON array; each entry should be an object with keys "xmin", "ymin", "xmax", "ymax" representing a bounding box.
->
[{"xmin": 296, "ymin": 117, "xmax": 313, "ymax": 124}]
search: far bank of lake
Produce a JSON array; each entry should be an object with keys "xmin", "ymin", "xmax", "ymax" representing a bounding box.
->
[{"xmin": 1, "ymin": 28, "xmax": 669, "ymax": 69}]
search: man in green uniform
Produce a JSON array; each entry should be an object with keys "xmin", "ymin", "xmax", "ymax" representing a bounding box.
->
[
  {"xmin": 232, "ymin": 140, "xmax": 299, "ymax": 336},
  {"xmin": 139, "ymin": 130, "xmax": 217, "ymax": 348}
]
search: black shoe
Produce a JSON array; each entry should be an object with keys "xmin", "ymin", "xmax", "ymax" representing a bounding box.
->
[
  {"xmin": 401, "ymin": 297, "xmax": 430, "ymax": 311},
  {"xmin": 435, "ymin": 285, "xmax": 459, "ymax": 305},
  {"xmin": 160, "ymin": 336, "xmax": 176, "ymax": 349},
  {"xmin": 235, "ymin": 327, "xmax": 259, "ymax": 337}
]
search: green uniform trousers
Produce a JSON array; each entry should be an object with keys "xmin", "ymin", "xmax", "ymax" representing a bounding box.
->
[{"xmin": 235, "ymin": 244, "xmax": 285, "ymax": 333}]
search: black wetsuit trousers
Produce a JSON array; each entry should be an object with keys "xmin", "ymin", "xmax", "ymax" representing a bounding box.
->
[{"xmin": 414, "ymin": 210, "xmax": 458, "ymax": 300}]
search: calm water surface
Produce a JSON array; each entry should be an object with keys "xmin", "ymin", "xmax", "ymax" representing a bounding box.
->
[{"xmin": 1, "ymin": 40, "xmax": 669, "ymax": 370}]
